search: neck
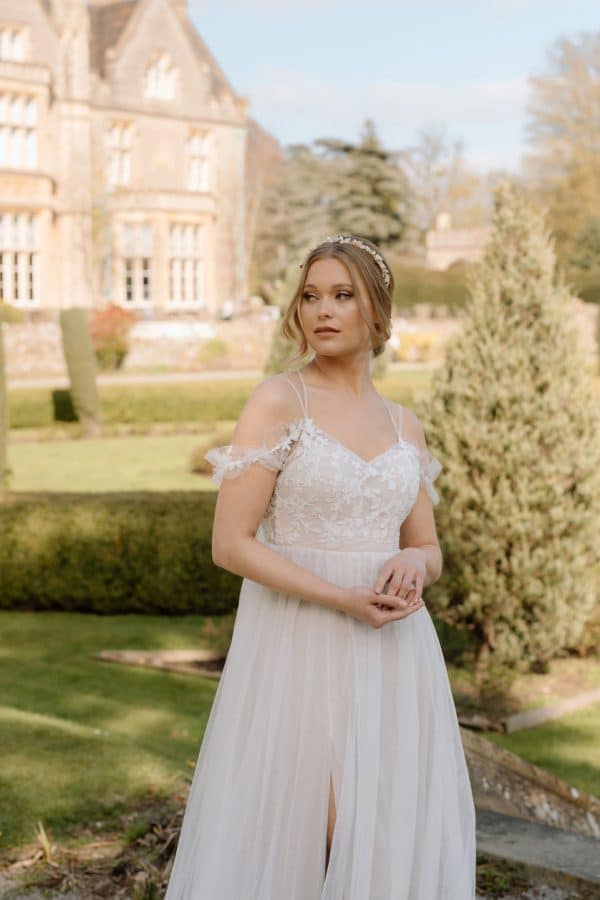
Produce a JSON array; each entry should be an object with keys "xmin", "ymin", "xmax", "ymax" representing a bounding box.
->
[{"xmin": 307, "ymin": 352, "xmax": 375, "ymax": 398}]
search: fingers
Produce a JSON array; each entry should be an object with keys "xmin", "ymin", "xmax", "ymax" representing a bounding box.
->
[
  {"xmin": 372, "ymin": 591, "xmax": 425, "ymax": 622},
  {"xmin": 373, "ymin": 565, "xmax": 393, "ymax": 595},
  {"xmin": 374, "ymin": 564, "xmax": 420, "ymax": 601},
  {"xmin": 373, "ymin": 598, "xmax": 424, "ymax": 627},
  {"xmin": 412, "ymin": 572, "xmax": 424, "ymax": 603}
]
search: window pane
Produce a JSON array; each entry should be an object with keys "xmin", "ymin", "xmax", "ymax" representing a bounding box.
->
[
  {"xmin": 25, "ymin": 97, "xmax": 36, "ymax": 126},
  {"xmin": 140, "ymin": 223, "xmax": 152, "ymax": 255},
  {"xmin": 125, "ymin": 259, "xmax": 134, "ymax": 302},
  {"xmin": 142, "ymin": 258, "xmax": 151, "ymax": 301},
  {"xmin": 194, "ymin": 260, "xmax": 203, "ymax": 303}
]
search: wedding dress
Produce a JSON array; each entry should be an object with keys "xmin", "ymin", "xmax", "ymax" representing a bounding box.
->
[{"xmin": 164, "ymin": 368, "xmax": 476, "ymax": 899}]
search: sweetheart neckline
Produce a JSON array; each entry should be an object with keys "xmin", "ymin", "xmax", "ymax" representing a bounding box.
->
[{"xmin": 300, "ymin": 416, "xmax": 420, "ymax": 467}]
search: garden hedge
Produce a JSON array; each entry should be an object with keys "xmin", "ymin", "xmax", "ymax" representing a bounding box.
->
[
  {"xmin": 0, "ymin": 492, "xmax": 241, "ymax": 615},
  {"xmin": 392, "ymin": 263, "xmax": 470, "ymax": 311},
  {"xmin": 8, "ymin": 375, "xmax": 420, "ymax": 431},
  {"xmin": 8, "ymin": 379, "xmax": 258, "ymax": 430}
]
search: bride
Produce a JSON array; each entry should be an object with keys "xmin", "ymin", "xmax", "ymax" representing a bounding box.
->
[{"xmin": 164, "ymin": 234, "xmax": 476, "ymax": 899}]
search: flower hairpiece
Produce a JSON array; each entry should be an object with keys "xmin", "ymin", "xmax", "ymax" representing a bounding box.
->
[{"xmin": 299, "ymin": 234, "xmax": 392, "ymax": 288}]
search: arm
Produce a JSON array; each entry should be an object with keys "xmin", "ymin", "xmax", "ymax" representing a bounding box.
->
[
  {"xmin": 374, "ymin": 408, "xmax": 443, "ymax": 597},
  {"xmin": 210, "ymin": 376, "xmax": 347, "ymax": 612}
]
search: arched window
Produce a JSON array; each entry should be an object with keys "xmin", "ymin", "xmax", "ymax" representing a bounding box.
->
[
  {"xmin": 107, "ymin": 121, "xmax": 133, "ymax": 186},
  {"xmin": 144, "ymin": 52, "xmax": 178, "ymax": 100},
  {"xmin": 168, "ymin": 223, "xmax": 205, "ymax": 307},
  {"xmin": 0, "ymin": 26, "xmax": 26, "ymax": 61},
  {"xmin": 0, "ymin": 91, "xmax": 37, "ymax": 169},
  {"xmin": 0, "ymin": 212, "xmax": 39, "ymax": 306},
  {"xmin": 187, "ymin": 130, "xmax": 210, "ymax": 191}
]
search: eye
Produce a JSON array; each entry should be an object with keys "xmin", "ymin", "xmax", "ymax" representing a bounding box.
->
[
  {"xmin": 337, "ymin": 292, "xmax": 353, "ymax": 300},
  {"xmin": 301, "ymin": 292, "xmax": 316, "ymax": 301}
]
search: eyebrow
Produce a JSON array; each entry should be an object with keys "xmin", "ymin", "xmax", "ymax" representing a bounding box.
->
[{"xmin": 303, "ymin": 283, "xmax": 353, "ymax": 290}]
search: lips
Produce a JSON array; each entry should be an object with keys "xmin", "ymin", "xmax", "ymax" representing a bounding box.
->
[{"xmin": 314, "ymin": 328, "xmax": 340, "ymax": 334}]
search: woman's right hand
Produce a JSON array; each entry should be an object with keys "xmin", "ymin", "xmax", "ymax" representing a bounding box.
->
[{"xmin": 340, "ymin": 585, "xmax": 424, "ymax": 629}]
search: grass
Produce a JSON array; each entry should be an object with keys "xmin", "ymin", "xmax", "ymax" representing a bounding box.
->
[
  {"xmin": 7, "ymin": 433, "xmax": 218, "ymax": 492},
  {"xmin": 1, "ymin": 610, "xmax": 599, "ymax": 853},
  {"xmin": 481, "ymin": 702, "xmax": 600, "ymax": 798},
  {"xmin": 3, "ymin": 368, "xmax": 599, "ymax": 853},
  {"xmin": 6, "ymin": 367, "xmax": 432, "ymax": 493},
  {"xmin": 0, "ymin": 610, "xmax": 219, "ymax": 851}
]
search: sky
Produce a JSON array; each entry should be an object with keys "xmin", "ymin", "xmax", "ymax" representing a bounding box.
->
[{"xmin": 190, "ymin": 0, "xmax": 599, "ymax": 174}]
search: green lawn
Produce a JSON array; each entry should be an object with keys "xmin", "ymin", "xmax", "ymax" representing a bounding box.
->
[
  {"xmin": 0, "ymin": 611, "xmax": 218, "ymax": 851},
  {"xmin": 482, "ymin": 704, "xmax": 600, "ymax": 799},
  {"xmin": 8, "ymin": 434, "xmax": 217, "ymax": 492},
  {"xmin": 1, "ymin": 611, "xmax": 598, "ymax": 852},
  {"xmin": 5, "ymin": 366, "xmax": 433, "ymax": 493}
]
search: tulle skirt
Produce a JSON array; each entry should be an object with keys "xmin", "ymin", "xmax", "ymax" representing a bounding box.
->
[{"xmin": 164, "ymin": 542, "xmax": 477, "ymax": 899}]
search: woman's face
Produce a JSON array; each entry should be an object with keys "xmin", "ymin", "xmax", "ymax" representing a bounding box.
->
[{"xmin": 299, "ymin": 256, "xmax": 375, "ymax": 357}]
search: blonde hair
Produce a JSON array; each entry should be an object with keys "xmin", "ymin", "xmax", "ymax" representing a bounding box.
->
[{"xmin": 280, "ymin": 235, "xmax": 394, "ymax": 370}]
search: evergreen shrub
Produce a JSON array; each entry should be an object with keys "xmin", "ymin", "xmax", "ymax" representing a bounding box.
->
[
  {"xmin": 420, "ymin": 183, "xmax": 600, "ymax": 695},
  {"xmin": 59, "ymin": 307, "xmax": 102, "ymax": 432},
  {"xmin": 0, "ymin": 492, "xmax": 241, "ymax": 615}
]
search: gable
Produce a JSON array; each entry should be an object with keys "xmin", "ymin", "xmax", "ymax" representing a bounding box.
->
[
  {"xmin": 0, "ymin": 0, "xmax": 59, "ymax": 70},
  {"xmin": 92, "ymin": 0, "xmax": 241, "ymax": 113}
]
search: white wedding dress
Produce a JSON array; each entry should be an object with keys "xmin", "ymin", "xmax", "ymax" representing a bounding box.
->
[{"xmin": 164, "ymin": 369, "xmax": 476, "ymax": 899}]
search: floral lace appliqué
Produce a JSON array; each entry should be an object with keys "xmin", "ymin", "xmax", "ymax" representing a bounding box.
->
[
  {"xmin": 204, "ymin": 415, "xmax": 442, "ymax": 550},
  {"xmin": 203, "ymin": 419, "xmax": 304, "ymax": 486}
]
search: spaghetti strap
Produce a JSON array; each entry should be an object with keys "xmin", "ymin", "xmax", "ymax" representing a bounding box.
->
[
  {"xmin": 280, "ymin": 370, "xmax": 309, "ymax": 418},
  {"xmin": 383, "ymin": 398, "xmax": 403, "ymax": 441},
  {"xmin": 295, "ymin": 369, "xmax": 309, "ymax": 416}
]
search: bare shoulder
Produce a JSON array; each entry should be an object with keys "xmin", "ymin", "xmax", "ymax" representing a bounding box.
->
[
  {"xmin": 393, "ymin": 403, "xmax": 426, "ymax": 448},
  {"xmin": 235, "ymin": 372, "xmax": 303, "ymax": 434}
]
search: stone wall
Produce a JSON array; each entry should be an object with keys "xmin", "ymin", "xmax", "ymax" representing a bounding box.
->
[
  {"xmin": 2, "ymin": 312, "xmax": 279, "ymax": 378},
  {"xmin": 3, "ymin": 298, "xmax": 597, "ymax": 381}
]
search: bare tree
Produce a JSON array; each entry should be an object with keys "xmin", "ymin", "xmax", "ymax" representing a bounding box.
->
[
  {"xmin": 523, "ymin": 31, "xmax": 600, "ymax": 257},
  {"xmin": 399, "ymin": 125, "xmax": 488, "ymax": 241}
]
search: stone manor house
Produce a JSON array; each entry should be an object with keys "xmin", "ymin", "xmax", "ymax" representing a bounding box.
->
[{"xmin": 0, "ymin": 0, "xmax": 281, "ymax": 315}]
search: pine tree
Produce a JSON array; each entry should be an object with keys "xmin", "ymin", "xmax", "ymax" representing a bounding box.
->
[
  {"xmin": 420, "ymin": 182, "xmax": 600, "ymax": 692},
  {"xmin": 251, "ymin": 144, "xmax": 336, "ymax": 294},
  {"xmin": 316, "ymin": 118, "xmax": 411, "ymax": 249}
]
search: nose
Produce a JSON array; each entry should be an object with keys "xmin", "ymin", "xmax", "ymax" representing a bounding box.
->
[{"xmin": 315, "ymin": 296, "xmax": 336, "ymax": 316}]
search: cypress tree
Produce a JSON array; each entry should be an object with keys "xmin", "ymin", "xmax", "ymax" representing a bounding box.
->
[
  {"xmin": 59, "ymin": 307, "xmax": 102, "ymax": 435},
  {"xmin": 0, "ymin": 302, "xmax": 23, "ymax": 491},
  {"xmin": 422, "ymin": 182, "xmax": 600, "ymax": 693},
  {"xmin": 0, "ymin": 321, "xmax": 7, "ymax": 491}
]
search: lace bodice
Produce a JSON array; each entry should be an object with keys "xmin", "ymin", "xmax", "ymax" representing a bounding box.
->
[{"xmin": 204, "ymin": 370, "xmax": 442, "ymax": 552}]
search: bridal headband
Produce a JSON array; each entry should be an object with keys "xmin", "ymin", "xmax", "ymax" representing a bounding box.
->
[{"xmin": 299, "ymin": 234, "xmax": 392, "ymax": 289}]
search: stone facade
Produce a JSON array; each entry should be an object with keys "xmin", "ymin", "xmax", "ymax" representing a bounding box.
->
[
  {"xmin": 425, "ymin": 211, "xmax": 491, "ymax": 270},
  {"xmin": 0, "ymin": 0, "xmax": 281, "ymax": 315}
]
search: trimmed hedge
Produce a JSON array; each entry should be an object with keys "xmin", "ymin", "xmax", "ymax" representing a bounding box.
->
[
  {"xmin": 392, "ymin": 262, "xmax": 470, "ymax": 311},
  {"xmin": 8, "ymin": 374, "xmax": 422, "ymax": 431},
  {"xmin": 8, "ymin": 378, "xmax": 259, "ymax": 430},
  {"xmin": 568, "ymin": 267, "xmax": 600, "ymax": 305},
  {"xmin": 0, "ymin": 492, "xmax": 241, "ymax": 615}
]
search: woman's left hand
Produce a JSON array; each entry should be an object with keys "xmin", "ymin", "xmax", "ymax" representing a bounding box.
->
[{"xmin": 373, "ymin": 548, "xmax": 427, "ymax": 608}]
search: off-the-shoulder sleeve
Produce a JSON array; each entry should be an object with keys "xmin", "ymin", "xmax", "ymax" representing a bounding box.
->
[
  {"xmin": 204, "ymin": 419, "xmax": 304, "ymax": 487},
  {"xmin": 418, "ymin": 445, "xmax": 442, "ymax": 506}
]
